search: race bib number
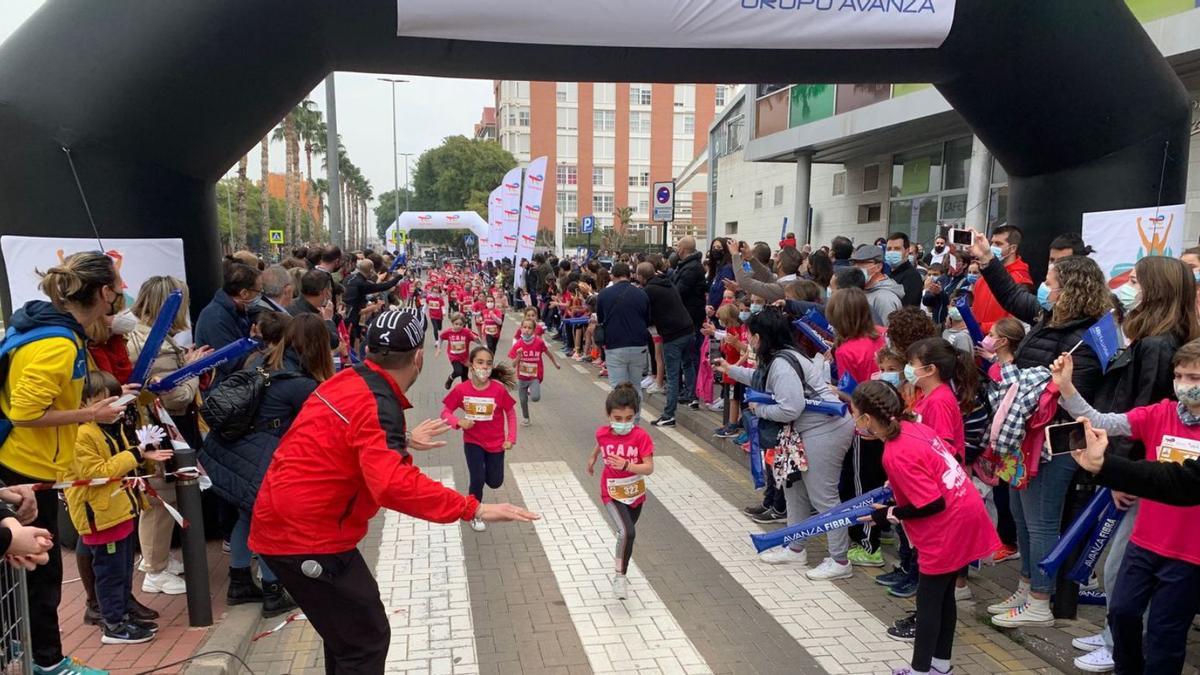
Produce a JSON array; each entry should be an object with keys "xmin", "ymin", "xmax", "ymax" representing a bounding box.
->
[
  {"xmin": 462, "ymin": 396, "xmax": 496, "ymax": 422},
  {"xmin": 429, "ymin": 300, "xmax": 440, "ymax": 310},
  {"xmin": 1158, "ymin": 435, "xmax": 1200, "ymax": 464},
  {"xmin": 519, "ymin": 361, "xmax": 539, "ymax": 378},
  {"xmin": 606, "ymin": 474, "xmax": 646, "ymax": 505},
  {"xmin": 449, "ymin": 339, "xmax": 466, "ymax": 354},
  {"xmin": 486, "ymin": 324, "xmax": 500, "ymax": 336}
]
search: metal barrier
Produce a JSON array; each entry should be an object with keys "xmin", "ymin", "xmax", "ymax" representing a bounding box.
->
[{"xmin": 0, "ymin": 563, "xmax": 33, "ymax": 674}]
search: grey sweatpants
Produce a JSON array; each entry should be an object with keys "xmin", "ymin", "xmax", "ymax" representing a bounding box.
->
[
  {"xmin": 518, "ymin": 378, "xmax": 541, "ymax": 419},
  {"xmin": 783, "ymin": 415, "xmax": 855, "ymax": 561}
]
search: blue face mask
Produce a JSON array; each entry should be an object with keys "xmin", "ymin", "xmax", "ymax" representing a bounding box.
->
[
  {"xmin": 877, "ymin": 371, "xmax": 902, "ymax": 388},
  {"xmin": 521, "ymin": 333, "xmax": 535, "ymax": 343},
  {"xmin": 610, "ymin": 421, "xmax": 635, "ymax": 436},
  {"xmin": 965, "ymin": 273, "xmax": 979, "ymax": 284},
  {"xmin": 750, "ymin": 303, "xmax": 763, "ymax": 314},
  {"xmin": 948, "ymin": 307, "xmax": 963, "ymax": 323},
  {"xmin": 1037, "ymin": 283, "xmax": 1055, "ymax": 310},
  {"xmin": 1193, "ymin": 269, "xmax": 1200, "ymax": 284},
  {"xmin": 738, "ymin": 311, "xmax": 751, "ymax": 322},
  {"xmin": 884, "ymin": 251, "xmax": 903, "ymax": 266},
  {"xmin": 1117, "ymin": 283, "xmax": 1140, "ymax": 311},
  {"xmin": 903, "ymin": 363, "xmax": 926, "ymax": 385},
  {"xmin": 990, "ymin": 245, "xmax": 1005, "ymax": 260}
]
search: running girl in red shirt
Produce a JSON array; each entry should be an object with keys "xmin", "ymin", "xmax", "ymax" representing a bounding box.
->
[
  {"xmin": 442, "ymin": 347, "xmax": 517, "ymax": 530},
  {"xmin": 437, "ymin": 312, "xmax": 478, "ymax": 390},
  {"xmin": 587, "ymin": 383, "xmax": 654, "ymax": 600},
  {"xmin": 481, "ymin": 297, "xmax": 504, "ymax": 353},
  {"xmin": 851, "ymin": 381, "xmax": 998, "ymax": 675},
  {"xmin": 508, "ymin": 318, "xmax": 561, "ymax": 426},
  {"xmin": 426, "ymin": 286, "xmax": 446, "ymax": 334}
]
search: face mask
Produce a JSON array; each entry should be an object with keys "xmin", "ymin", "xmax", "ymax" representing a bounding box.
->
[
  {"xmin": 472, "ymin": 367, "xmax": 492, "ymax": 381},
  {"xmin": 1037, "ymin": 283, "xmax": 1055, "ymax": 310},
  {"xmin": 948, "ymin": 307, "xmax": 962, "ymax": 323},
  {"xmin": 903, "ymin": 363, "xmax": 927, "ymax": 385},
  {"xmin": 857, "ymin": 267, "xmax": 871, "ymax": 284},
  {"xmin": 1175, "ymin": 381, "xmax": 1200, "ymax": 406},
  {"xmin": 486, "ymin": 303, "xmax": 495, "ymax": 309},
  {"xmin": 884, "ymin": 251, "xmax": 903, "ymax": 266},
  {"xmin": 966, "ymin": 273, "xmax": 979, "ymax": 284},
  {"xmin": 111, "ymin": 311, "xmax": 138, "ymax": 335},
  {"xmin": 876, "ymin": 371, "xmax": 901, "ymax": 388},
  {"xmin": 990, "ymin": 245, "xmax": 1005, "ymax": 260},
  {"xmin": 934, "ymin": 245, "xmax": 945, "ymax": 253},
  {"xmin": 1116, "ymin": 283, "xmax": 1140, "ymax": 311},
  {"xmin": 610, "ymin": 421, "xmax": 635, "ymax": 436},
  {"xmin": 521, "ymin": 333, "xmax": 534, "ymax": 343},
  {"xmin": 980, "ymin": 335, "xmax": 998, "ymax": 353},
  {"xmin": 853, "ymin": 414, "xmax": 876, "ymax": 439},
  {"xmin": 749, "ymin": 303, "xmax": 763, "ymax": 314},
  {"xmin": 737, "ymin": 311, "xmax": 751, "ymax": 322}
]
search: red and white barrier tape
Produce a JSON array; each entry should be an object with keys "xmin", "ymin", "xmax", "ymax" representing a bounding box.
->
[{"xmin": 19, "ymin": 469, "xmax": 200, "ymax": 528}]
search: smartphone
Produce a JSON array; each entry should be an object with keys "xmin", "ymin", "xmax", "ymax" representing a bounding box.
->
[
  {"xmin": 950, "ymin": 228, "xmax": 973, "ymax": 248},
  {"xmin": 1045, "ymin": 421, "xmax": 1087, "ymax": 456},
  {"xmin": 111, "ymin": 393, "xmax": 137, "ymax": 408}
]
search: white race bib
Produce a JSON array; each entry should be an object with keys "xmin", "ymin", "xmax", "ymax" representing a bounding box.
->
[
  {"xmin": 519, "ymin": 361, "xmax": 539, "ymax": 378},
  {"xmin": 1158, "ymin": 435, "xmax": 1200, "ymax": 464},
  {"xmin": 462, "ymin": 396, "xmax": 496, "ymax": 422},
  {"xmin": 606, "ymin": 473, "xmax": 646, "ymax": 505}
]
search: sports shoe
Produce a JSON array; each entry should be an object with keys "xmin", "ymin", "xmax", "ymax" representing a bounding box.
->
[
  {"xmin": 888, "ymin": 577, "xmax": 918, "ymax": 598},
  {"xmin": 954, "ymin": 584, "xmax": 973, "ymax": 601},
  {"xmin": 993, "ymin": 543, "xmax": 1020, "ymax": 562},
  {"xmin": 34, "ymin": 657, "xmax": 111, "ymax": 674},
  {"xmin": 521, "ymin": 418, "xmax": 532, "ymax": 427},
  {"xmin": 847, "ymin": 546, "xmax": 885, "ymax": 568},
  {"xmin": 707, "ymin": 400, "xmax": 724, "ymax": 412},
  {"xmin": 138, "ymin": 554, "xmax": 184, "ymax": 575},
  {"xmin": 142, "ymin": 571, "xmax": 186, "ymax": 595},
  {"xmin": 444, "ymin": 375, "xmax": 454, "ymax": 390},
  {"xmin": 759, "ymin": 547, "xmax": 807, "ymax": 565},
  {"xmin": 652, "ymin": 416, "xmax": 676, "ymax": 427},
  {"xmin": 645, "ymin": 382, "xmax": 665, "ymax": 395},
  {"xmin": 471, "ymin": 519, "xmax": 487, "ymax": 532},
  {"xmin": 687, "ymin": 400, "xmax": 701, "ymax": 410},
  {"xmin": 613, "ymin": 574, "xmax": 628, "ymax": 600},
  {"xmin": 742, "ymin": 504, "xmax": 769, "ymax": 518},
  {"xmin": 734, "ymin": 431, "xmax": 749, "ymax": 444},
  {"xmin": 991, "ymin": 599, "xmax": 1054, "ymax": 628},
  {"xmin": 713, "ymin": 424, "xmax": 739, "ymax": 438},
  {"xmin": 987, "ymin": 584, "xmax": 1030, "ymax": 614},
  {"xmin": 893, "ymin": 611, "xmax": 916, "ymax": 629},
  {"xmin": 751, "ymin": 507, "xmax": 786, "ymax": 524},
  {"xmin": 875, "ymin": 567, "xmax": 908, "ymax": 587},
  {"xmin": 127, "ymin": 617, "xmax": 159, "ymax": 634},
  {"xmin": 887, "ymin": 619, "xmax": 916, "ymax": 643},
  {"xmin": 1072, "ymin": 633, "xmax": 1106, "ymax": 652},
  {"xmin": 1074, "ymin": 646, "xmax": 1114, "ymax": 672},
  {"xmin": 101, "ymin": 620, "xmax": 155, "ymax": 645},
  {"xmin": 806, "ymin": 558, "xmax": 853, "ymax": 581},
  {"xmin": 640, "ymin": 375, "xmax": 656, "ymax": 389}
]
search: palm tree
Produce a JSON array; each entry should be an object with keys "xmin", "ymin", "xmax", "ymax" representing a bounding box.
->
[
  {"xmin": 235, "ymin": 154, "xmax": 249, "ymax": 249},
  {"xmin": 259, "ymin": 135, "xmax": 270, "ymax": 250},
  {"xmin": 312, "ymin": 178, "xmax": 328, "ymax": 240}
]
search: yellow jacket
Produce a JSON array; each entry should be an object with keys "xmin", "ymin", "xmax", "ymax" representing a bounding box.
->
[
  {"xmin": 65, "ymin": 423, "xmax": 147, "ymax": 536},
  {"xmin": 0, "ymin": 333, "xmax": 87, "ymax": 481}
]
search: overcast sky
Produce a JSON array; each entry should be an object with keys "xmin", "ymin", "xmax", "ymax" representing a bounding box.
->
[{"xmin": 0, "ymin": 0, "xmax": 495, "ymax": 207}]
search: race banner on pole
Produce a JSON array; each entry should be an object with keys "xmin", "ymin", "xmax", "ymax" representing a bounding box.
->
[
  {"xmin": 1081, "ymin": 204, "xmax": 1184, "ymax": 288},
  {"xmin": 488, "ymin": 186, "xmax": 504, "ymax": 262},
  {"xmin": 516, "ymin": 156, "xmax": 548, "ymax": 264},
  {"xmin": 500, "ymin": 167, "xmax": 523, "ymax": 260}
]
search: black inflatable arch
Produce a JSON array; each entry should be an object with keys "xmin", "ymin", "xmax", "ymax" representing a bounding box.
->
[{"xmin": 0, "ymin": 0, "xmax": 1188, "ymax": 315}]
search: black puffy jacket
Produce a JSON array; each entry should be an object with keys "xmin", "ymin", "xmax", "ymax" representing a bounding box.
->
[
  {"xmin": 671, "ymin": 252, "xmax": 707, "ymax": 330},
  {"xmin": 1093, "ymin": 333, "xmax": 1180, "ymax": 460},
  {"xmin": 199, "ymin": 351, "xmax": 318, "ymax": 513}
]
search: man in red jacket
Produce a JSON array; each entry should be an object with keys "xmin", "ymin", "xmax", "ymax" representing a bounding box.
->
[
  {"xmin": 971, "ymin": 224, "xmax": 1034, "ymax": 333},
  {"xmin": 250, "ymin": 308, "xmax": 537, "ymax": 673}
]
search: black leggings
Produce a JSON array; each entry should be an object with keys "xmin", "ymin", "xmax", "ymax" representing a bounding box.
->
[
  {"xmin": 604, "ymin": 500, "xmax": 643, "ymax": 574},
  {"xmin": 431, "ymin": 318, "xmax": 443, "ymax": 335},
  {"xmin": 448, "ymin": 361, "xmax": 468, "ymax": 385},
  {"xmin": 913, "ymin": 571, "xmax": 958, "ymax": 672},
  {"xmin": 486, "ymin": 334, "xmax": 499, "ymax": 354},
  {"xmin": 841, "ymin": 436, "xmax": 886, "ymax": 552},
  {"xmin": 464, "ymin": 443, "xmax": 505, "ymax": 501}
]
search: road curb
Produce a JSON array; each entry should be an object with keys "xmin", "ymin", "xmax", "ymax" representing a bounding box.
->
[{"xmin": 183, "ymin": 605, "xmax": 261, "ymax": 675}]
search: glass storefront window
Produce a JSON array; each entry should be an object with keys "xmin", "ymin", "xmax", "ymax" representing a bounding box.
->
[
  {"xmin": 942, "ymin": 137, "xmax": 972, "ymax": 191},
  {"xmin": 890, "ymin": 197, "xmax": 939, "ymax": 248},
  {"xmin": 891, "ymin": 144, "xmax": 943, "ymax": 198},
  {"xmin": 789, "ymin": 84, "xmax": 835, "ymax": 127},
  {"xmin": 939, "ymin": 193, "xmax": 967, "ymax": 222},
  {"xmin": 989, "ymin": 186, "xmax": 1009, "ymax": 229},
  {"xmin": 991, "ymin": 156, "xmax": 1008, "ymax": 186}
]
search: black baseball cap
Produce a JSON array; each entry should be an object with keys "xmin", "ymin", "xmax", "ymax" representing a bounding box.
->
[{"xmin": 366, "ymin": 309, "xmax": 426, "ymax": 353}]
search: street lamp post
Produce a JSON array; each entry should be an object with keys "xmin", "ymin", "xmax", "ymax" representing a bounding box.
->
[
  {"xmin": 399, "ymin": 152, "xmax": 415, "ymax": 212},
  {"xmin": 378, "ymin": 77, "xmax": 408, "ymax": 253}
]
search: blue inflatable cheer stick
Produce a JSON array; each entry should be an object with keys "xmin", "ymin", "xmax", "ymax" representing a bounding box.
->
[
  {"xmin": 745, "ymin": 389, "xmax": 846, "ymax": 417},
  {"xmin": 1038, "ymin": 487, "xmax": 1112, "ymax": 579},
  {"xmin": 955, "ymin": 296, "xmax": 985, "ymax": 345},
  {"xmin": 743, "ymin": 412, "xmax": 765, "ymax": 490},
  {"xmin": 802, "ymin": 308, "xmax": 834, "ymax": 338},
  {"xmin": 1066, "ymin": 501, "xmax": 1127, "ymax": 586},
  {"xmin": 147, "ymin": 337, "xmax": 262, "ymax": 393},
  {"xmin": 750, "ymin": 486, "xmax": 893, "ymax": 553},
  {"xmin": 792, "ymin": 319, "xmax": 830, "ymax": 354},
  {"xmin": 128, "ymin": 289, "xmax": 183, "ymax": 386}
]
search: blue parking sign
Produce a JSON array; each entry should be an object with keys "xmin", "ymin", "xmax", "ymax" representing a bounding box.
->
[{"xmin": 581, "ymin": 215, "xmax": 595, "ymax": 234}]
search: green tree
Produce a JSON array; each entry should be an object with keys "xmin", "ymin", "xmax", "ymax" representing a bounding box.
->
[
  {"xmin": 374, "ymin": 188, "xmax": 417, "ymax": 240},
  {"xmin": 411, "ymin": 136, "xmax": 517, "ymax": 218}
]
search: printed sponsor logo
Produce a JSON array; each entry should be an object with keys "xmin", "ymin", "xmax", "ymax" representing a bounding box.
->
[
  {"xmin": 523, "ymin": 204, "xmax": 541, "ymax": 214},
  {"xmin": 417, "ymin": 214, "xmax": 433, "ymax": 221},
  {"xmin": 446, "ymin": 214, "xmax": 460, "ymax": 221},
  {"xmin": 504, "ymin": 182, "xmax": 521, "ymax": 190},
  {"xmin": 527, "ymin": 173, "xmax": 544, "ymax": 184},
  {"xmin": 738, "ymin": 0, "xmax": 936, "ymax": 12}
]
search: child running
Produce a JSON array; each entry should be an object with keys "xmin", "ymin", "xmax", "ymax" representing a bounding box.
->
[
  {"xmin": 587, "ymin": 383, "xmax": 654, "ymax": 600},
  {"xmin": 437, "ymin": 312, "xmax": 478, "ymax": 389},
  {"xmin": 851, "ymin": 381, "xmax": 998, "ymax": 675},
  {"xmin": 481, "ymin": 296, "xmax": 504, "ymax": 353},
  {"xmin": 508, "ymin": 318, "xmax": 561, "ymax": 426},
  {"xmin": 442, "ymin": 347, "xmax": 517, "ymax": 531}
]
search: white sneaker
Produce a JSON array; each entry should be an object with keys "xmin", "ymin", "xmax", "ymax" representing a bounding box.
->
[
  {"xmin": 954, "ymin": 584, "xmax": 973, "ymax": 601},
  {"xmin": 521, "ymin": 418, "xmax": 532, "ymax": 427},
  {"xmin": 471, "ymin": 520, "xmax": 487, "ymax": 532},
  {"xmin": 805, "ymin": 558, "xmax": 853, "ymax": 581},
  {"xmin": 706, "ymin": 400, "xmax": 724, "ymax": 412},
  {"xmin": 759, "ymin": 547, "xmax": 808, "ymax": 565},
  {"xmin": 640, "ymin": 375, "xmax": 656, "ymax": 389},
  {"xmin": 986, "ymin": 585, "xmax": 1029, "ymax": 614},
  {"xmin": 613, "ymin": 574, "xmax": 628, "ymax": 600},
  {"xmin": 1074, "ymin": 646, "xmax": 1114, "ymax": 672},
  {"xmin": 139, "ymin": 555, "xmax": 185, "ymax": 575},
  {"xmin": 142, "ymin": 571, "xmax": 186, "ymax": 595},
  {"xmin": 645, "ymin": 383, "xmax": 664, "ymax": 395},
  {"xmin": 991, "ymin": 599, "xmax": 1054, "ymax": 628},
  {"xmin": 1072, "ymin": 633, "xmax": 1106, "ymax": 652}
]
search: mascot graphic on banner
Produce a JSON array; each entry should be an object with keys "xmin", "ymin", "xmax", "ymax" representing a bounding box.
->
[{"xmin": 1081, "ymin": 204, "xmax": 1184, "ymax": 288}]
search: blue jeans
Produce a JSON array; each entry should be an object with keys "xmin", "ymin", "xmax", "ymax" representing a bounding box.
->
[
  {"xmin": 605, "ymin": 346, "xmax": 648, "ymax": 405},
  {"xmin": 1010, "ymin": 452, "xmax": 1077, "ymax": 593},
  {"xmin": 89, "ymin": 532, "xmax": 134, "ymax": 625},
  {"xmin": 1103, "ymin": 501, "xmax": 1140, "ymax": 651},
  {"xmin": 1109, "ymin": 542, "xmax": 1200, "ymax": 674},
  {"xmin": 661, "ymin": 333, "xmax": 695, "ymax": 418},
  {"xmin": 231, "ymin": 509, "xmax": 277, "ymax": 583}
]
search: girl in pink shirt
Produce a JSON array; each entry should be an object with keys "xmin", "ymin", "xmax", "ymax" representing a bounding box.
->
[
  {"xmin": 437, "ymin": 312, "xmax": 478, "ymax": 389},
  {"xmin": 507, "ymin": 318, "xmax": 561, "ymax": 426},
  {"xmin": 852, "ymin": 381, "xmax": 998, "ymax": 675},
  {"xmin": 904, "ymin": 338, "xmax": 978, "ymax": 463},
  {"xmin": 481, "ymin": 298, "xmax": 504, "ymax": 353},
  {"xmin": 442, "ymin": 347, "xmax": 517, "ymax": 531},
  {"xmin": 587, "ymin": 383, "xmax": 654, "ymax": 600}
]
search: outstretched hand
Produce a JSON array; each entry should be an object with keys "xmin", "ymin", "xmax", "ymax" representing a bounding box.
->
[
  {"xmin": 409, "ymin": 419, "xmax": 451, "ymax": 450},
  {"xmin": 475, "ymin": 503, "xmax": 540, "ymax": 523}
]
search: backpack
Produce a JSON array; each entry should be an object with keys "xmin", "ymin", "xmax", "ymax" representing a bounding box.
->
[
  {"xmin": 0, "ymin": 326, "xmax": 84, "ymax": 447},
  {"xmin": 200, "ymin": 367, "xmax": 299, "ymax": 441}
]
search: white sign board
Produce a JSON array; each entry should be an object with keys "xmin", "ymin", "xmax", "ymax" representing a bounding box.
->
[
  {"xmin": 516, "ymin": 157, "xmax": 549, "ymax": 263},
  {"xmin": 653, "ymin": 181, "xmax": 675, "ymax": 223},
  {"xmin": 2, "ymin": 236, "xmax": 187, "ymax": 310},
  {"xmin": 397, "ymin": 0, "xmax": 956, "ymax": 50},
  {"xmin": 1081, "ymin": 204, "xmax": 1185, "ymax": 287}
]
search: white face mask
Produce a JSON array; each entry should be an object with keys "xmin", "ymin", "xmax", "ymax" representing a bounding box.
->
[
  {"xmin": 472, "ymin": 367, "xmax": 492, "ymax": 381},
  {"xmin": 110, "ymin": 311, "xmax": 138, "ymax": 336}
]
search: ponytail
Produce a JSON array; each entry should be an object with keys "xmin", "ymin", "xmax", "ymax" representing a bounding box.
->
[
  {"xmin": 37, "ymin": 251, "xmax": 117, "ymax": 310},
  {"xmin": 468, "ymin": 346, "xmax": 516, "ymax": 389},
  {"xmin": 906, "ymin": 337, "xmax": 979, "ymax": 414}
]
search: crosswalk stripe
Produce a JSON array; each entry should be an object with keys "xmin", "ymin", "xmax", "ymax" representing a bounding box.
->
[
  {"xmin": 572, "ymin": 363, "xmax": 590, "ymax": 374},
  {"xmin": 374, "ymin": 466, "xmax": 479, "ymax": 673},
  {"xmin": 511, "ymin": 461, "xmax": 712, "ymax": 675},
  {"xmin": 649, "ymin": 456, "xmax": 909, "ymax": 674}
]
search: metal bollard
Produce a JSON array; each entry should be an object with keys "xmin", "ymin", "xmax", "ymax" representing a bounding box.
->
[{"xmin": 172, "ymin": 447, "xmax": 213, "ymax": 627}]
